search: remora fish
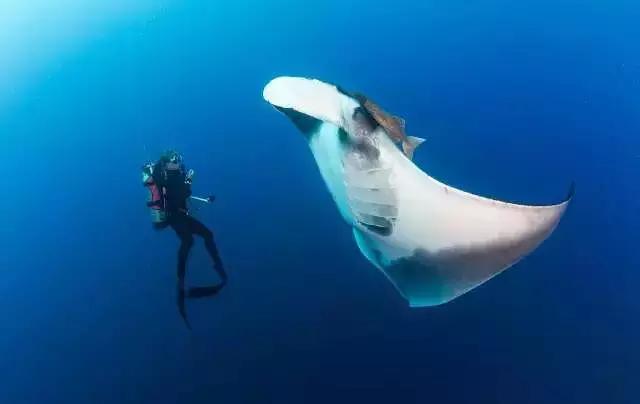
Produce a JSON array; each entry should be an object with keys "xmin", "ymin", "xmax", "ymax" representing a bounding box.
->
[{"xmin": 353, "ymin": 93, "xmax": 425, "ymax": 160}]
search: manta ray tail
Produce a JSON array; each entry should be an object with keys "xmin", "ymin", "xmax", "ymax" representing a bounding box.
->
[{"xmin": 402, "ymin": 136, "xmax": 426, "ymax": 160}]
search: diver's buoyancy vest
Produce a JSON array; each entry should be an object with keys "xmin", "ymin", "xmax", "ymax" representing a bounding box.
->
[{"xmin": 142, "ymin": 164, "xmax": 167, "ymax": 224}]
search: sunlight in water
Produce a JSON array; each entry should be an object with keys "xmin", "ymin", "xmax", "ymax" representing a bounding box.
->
[{"xmin": 0, "ymin": 0, "xmax": 171, "ymax": 107}]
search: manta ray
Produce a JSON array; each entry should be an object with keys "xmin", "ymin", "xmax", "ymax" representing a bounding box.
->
[{"xmin": 263, "ymin": 76, "xmax": 572, "ymax": 307}]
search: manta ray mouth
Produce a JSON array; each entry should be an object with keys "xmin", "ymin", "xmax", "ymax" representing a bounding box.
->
[{"xmin": 274, "ymin": 106, "xmax": 323, "ymax": 136}]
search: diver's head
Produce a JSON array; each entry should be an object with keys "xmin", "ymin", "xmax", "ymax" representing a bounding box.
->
[{"xmin": 161, "ymin": 149, "xmax": 183, "ymax": 169}]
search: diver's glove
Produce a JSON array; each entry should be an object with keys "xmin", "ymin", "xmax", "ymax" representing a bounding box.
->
[
  {"xmin": 142, "ymin": 162, "xmax": 154, "ymax": 175},
  {"xmin": 185, "ymin": 169, "xmax": 195, "ymax": 185},
  {"xmin": 141, "ymin": 163, "xmax": 155, "ymax": 184}
]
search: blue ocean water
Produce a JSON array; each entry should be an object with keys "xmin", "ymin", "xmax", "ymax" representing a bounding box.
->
[{"xmin": 1, "ymin": 1, "xmax": 638, "ymax": 403}]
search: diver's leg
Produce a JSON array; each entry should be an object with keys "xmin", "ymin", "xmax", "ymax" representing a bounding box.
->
[
  {"xmin": 186, "ymin": 216, "xmax": 227, "ymax": 283},
  {"xmin": 169, "ymin": 216, "xmax": 194, "ymax": 329},
  {"xmin": 185, "ymin": 217, "xmax": 227, "ymax": 299},
  {"xmin": 170, "ymin": 217, "xmax": 195, "ymax": 284},
  {"xmin": 177, "ymin": 234, "xmax": 194, "ymax": 282}
]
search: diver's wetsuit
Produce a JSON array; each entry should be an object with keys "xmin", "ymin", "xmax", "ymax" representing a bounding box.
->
[
  {"xmin": 153, "ymin": 162, "xmax": 227, "ymax": 289},
  {"xmin": 169, "ymin": 213, "xmax": 225, "ymax": 283}
]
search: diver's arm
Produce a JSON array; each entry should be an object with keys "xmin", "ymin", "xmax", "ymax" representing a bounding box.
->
[{"xmin": 183, "ymin": 168, "xmax": 215, "ymax": 203}]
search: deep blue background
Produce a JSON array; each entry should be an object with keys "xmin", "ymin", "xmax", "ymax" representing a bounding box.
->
[{"xmin": 1, "ymin": 1, "xmax": 638, "ymax": 403}]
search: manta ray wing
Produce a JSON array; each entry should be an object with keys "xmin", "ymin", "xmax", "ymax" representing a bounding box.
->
[{"xmin": 352, "ymin": 133, "xmax": 571, "ymax": 306}]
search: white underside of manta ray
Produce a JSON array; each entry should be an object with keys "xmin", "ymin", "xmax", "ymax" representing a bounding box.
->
[{"xmin": 263, "ymin": 76, "xmax": 572, "ymax": 307}]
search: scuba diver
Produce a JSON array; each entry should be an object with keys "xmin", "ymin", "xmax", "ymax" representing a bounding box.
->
[{"xmin": 142, "ymin": 150, "xmax": 226, "ymax": 328}]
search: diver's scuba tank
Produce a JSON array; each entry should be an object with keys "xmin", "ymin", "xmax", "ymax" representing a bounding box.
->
[{"xmin": 142, "ymin": 163, "xmax": 167, "ymax": 224}]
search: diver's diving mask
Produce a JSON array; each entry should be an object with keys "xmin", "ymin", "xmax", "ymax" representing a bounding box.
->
[
  {"xmin": 169, "ymin": 153, "xmax": 182, "ymax": 164},
  {"xmin": 165, "ymin": 152, "xmax": 183, "ymax": 170}
]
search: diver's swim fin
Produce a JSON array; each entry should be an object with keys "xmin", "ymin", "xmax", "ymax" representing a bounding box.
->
[
  {"xmin": 177, "ymin": 283, "xmax": 192, "ymax": 330},
  {"xmin": 187, "ymin": 283, "xmax": 226, "ymax": 299}
]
